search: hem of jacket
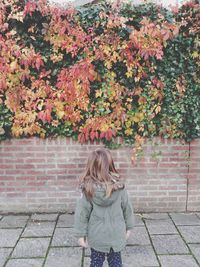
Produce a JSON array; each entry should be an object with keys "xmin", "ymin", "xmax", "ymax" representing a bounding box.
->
[
  {"xmin": 126, "ymin": 225, "xmax": 134, "ymax": 230},
  {"xmin": 73, "ymin": 231, "xmax": 87, "ymax": 238},
  {"xmin": 88, "ymin": 243, "xmax": 125, "ymax": 253}
]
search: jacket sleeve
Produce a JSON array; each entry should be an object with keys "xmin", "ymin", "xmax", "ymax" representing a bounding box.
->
[
  {"xmin": 74, "ymin": 192, "xmax": 93, "ymax": 238},
  {"xmin": 121, "ymin": 188, "xmax": 135, "ymax": 230}
]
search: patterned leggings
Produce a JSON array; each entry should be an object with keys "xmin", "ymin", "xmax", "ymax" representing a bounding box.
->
[{"xmin": 90, "ymin": 248, "xmax": 122, "ymax": 267}]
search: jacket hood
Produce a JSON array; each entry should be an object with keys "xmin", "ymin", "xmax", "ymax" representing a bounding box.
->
[{"xmin": 92, "ymin": 183, "xmax": 123, "ymax": 207}]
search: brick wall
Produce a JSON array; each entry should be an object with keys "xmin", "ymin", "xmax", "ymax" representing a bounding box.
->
[{"xmin": 0, "ymin": 137, "xmax": 199, "ymax": 213}]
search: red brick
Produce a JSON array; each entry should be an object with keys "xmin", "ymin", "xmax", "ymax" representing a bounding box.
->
[
  {"xmin": 0, "ymin": 164, "xmax": 15, "ymax": 169},
  {"xmin": 57, "ymin": 164, "xmax": 77, "ymax": 169},
  {"xmin": 36, "ymin": 164, "xmax": 56, "ymax": 169}
]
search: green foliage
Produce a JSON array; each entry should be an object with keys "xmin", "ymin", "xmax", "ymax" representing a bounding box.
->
[
  {"xmin": 0, "ymin": 0, "xmax": 199, "ymax": 149},
  {"xmin": 0, "ymin": 104, "xmax": 13, "ymax": 141}
]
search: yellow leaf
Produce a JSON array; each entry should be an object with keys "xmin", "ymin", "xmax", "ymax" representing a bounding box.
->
[
  {"xmin": 40, "ymin": 131, "xmax": 46, "ymax": 138},
  {"xmin": 11, "ymin": 11, "xmax": 24, "ymax": 22},
  {"xmin": 134, "ymin": 76, "xmax": 141, "ymax": 82},
  {"xmin": 192, "ymin": 52, "xmax": 199, "ymax": 59},
  {"xmin": 155, "ymin": 105, "xmax": 161, "ymax": 114},
  {"xmin": 10, "ymin": 61, "xmax": 18, "ymax": 72},
  {"xmin": 132, "ymin": 112, "xmax": 144, "ymax": 122},
  {"xmin": 104, "ymin": 61, "xmax": 112, "ymax": 69},
  {"xmin": 0, "ymin": 127, "xmax": 5, "ymax": 135},
  {"xmin": 101, "ymin": 124, "xmax": 109, "ymax": 131},
  {"xmin": 111, "ymin": 72, "xmax": 116, "ymax": 78},
  {"xmin": 125, "ymin": 120, "xmax": 132, "ymax": 127},
  {"xmin": 127, "ymin": 104, "xmax": 132, "ymax": 110},
  {"xmin": 132, "ymin": 116, "xmax": 140, "ymax": 123},
  {"xmin": 137, "ymin": 112, "xmax": 145, "ymax": 120},
  {"xmin": 57, "ymin": 110, "xmax": 65, "ymax": 119},
  {"xmin": 126, "ymin": 71, "xmax": 133, "ymax": 78},
  {"xmin": 11, "ymin": 124, "xmax": 23, "ymax": 137},
  {"xmin": 96, "ymin": 90, "xmax": 103, "ymax": 98},
  {"xmin": 125, "ymin": 128, "xmax": 133, "ymax": 136}
]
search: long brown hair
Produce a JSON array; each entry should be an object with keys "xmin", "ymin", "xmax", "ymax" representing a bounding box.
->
[{"xmin": 79, "ymin": 148, "xmax": 124, "ymax": 199}]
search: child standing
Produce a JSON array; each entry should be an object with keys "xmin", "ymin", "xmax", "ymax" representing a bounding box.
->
[{"xmin": 74, "ymin": 148, "xmax": 135, "ymax": 267}]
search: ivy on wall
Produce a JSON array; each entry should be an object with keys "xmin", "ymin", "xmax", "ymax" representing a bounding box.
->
[{"xmin": 0, "ymin": 0, "xmax": 199, "ymax": 151}]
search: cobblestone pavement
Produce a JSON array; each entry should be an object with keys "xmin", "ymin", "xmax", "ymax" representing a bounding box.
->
[{"xmin": 0, "ymin": 212, "xmax": 200, "ymax": 267}]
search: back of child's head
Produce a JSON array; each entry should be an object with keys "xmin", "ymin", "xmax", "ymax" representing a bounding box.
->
[{"xmin": 79, "ymin": 148, "xmax": 124, "ymax": 199}]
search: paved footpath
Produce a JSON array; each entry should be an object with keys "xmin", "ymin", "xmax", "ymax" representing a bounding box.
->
[{"xmin": 0, "ymin": 212, "xmax": 200, "ymax": 267}]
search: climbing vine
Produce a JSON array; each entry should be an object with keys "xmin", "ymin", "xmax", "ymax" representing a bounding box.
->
[{"xmin": 0, "ymin": 0, "xmax": 199, "ymax": 154}]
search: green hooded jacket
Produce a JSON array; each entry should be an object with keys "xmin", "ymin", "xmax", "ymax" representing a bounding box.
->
[{"xmin": 74, "ymin": 185, "xmax": 135, "ymax": 253}]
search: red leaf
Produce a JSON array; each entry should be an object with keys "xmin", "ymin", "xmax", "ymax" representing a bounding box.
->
[
  {"xmin": 100, "ymin": 132, "xmax": 105, "ymax": 139},
  {"xmin": 90, "ymin": 131, "xmax": 96, "ymax": 141},
  {"xmin": 24, "ymin": 2, "xmax": 37, "ymax": 17}
]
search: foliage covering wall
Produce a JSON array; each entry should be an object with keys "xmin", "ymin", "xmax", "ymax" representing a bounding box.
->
[{"xmin": 0, "ymin": 0, "xmax": 199, "ymax": 151}]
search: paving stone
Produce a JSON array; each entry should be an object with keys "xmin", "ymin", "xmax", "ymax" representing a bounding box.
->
[
  {"xmin": 178, "ymin": 226, "xmax": 200, "ymax": 243},
  {"xmin": 11, "ymin": 238, "xmax": 50, "ymax": 258},
  {"xmin": 0, "ymin": 228, "xmax": 23, "ymax": 247},
  {"xmin": 127, "ymin": 226, "xmax": 151, "ymax": 245},
  {"xmin": 145, "ymin": 219, "xmax": 178, "ymax": 235},
  {"xmin": 5, "ymin": 258, "xmax": 44, "ymax": 267},
  {"xmin": 151, "ymin": 234, "xmax": 189, "ymax": 254},
  {"xmin": 56, "ymin": 214, "xmax": 74, "ymax": 228},
  {"xmin": 0, "ymin": 248, "xmax": 12, "ymax": 266},
  {"xmin": 158, "ymin": 255, "xmax": 199, "ymax": 267},
  {"xmin": 22, "ymin": 221, "xmax": 55, "ymax": 237},
  {"xmin": 122, "ymin": 245, "xmax": 159, "ymax": 267},
  {"xmin": 31, "ymin": 213, "xmax": 58, "ymax": 222},
  {"xmin": 0, "ymin": 215, "xmax": 29, "ymax": 228},
  {"xmin": 84, "ymin": 247, "xmax": 92, "ymax": 257},
  {"xmin": 196, "ymin": 213, "xmax": 200, "ymax": 219},
  {"xmin": 170, "ymin": 213, "xmax": 200, "ymax": 225},
  {"xmin": 188, "ymin": 244, "xmax": 200, "ymax": 264},
  {"xmin": 44, "ymin": 247, "xmax": 82, "ymax": 267},
  {"xmin": 51, "ymin": 228, "xmax": 77, "ymax": 247},
  {"xmin": 142, "ymin": 213, "xmax": 170, "ymax": 220},
  {"xmin": 134, "ymin": 214, "xmax": 145, "ymax": 226}
]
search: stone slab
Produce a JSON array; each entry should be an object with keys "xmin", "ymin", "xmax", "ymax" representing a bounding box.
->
[
  {"xmin": 56, "ymin": 214, "xmax": 74, "ymax": 228},
  {"xmin": 11, "ymin": 237, "xmax": 50, "ymax": 258},
  {"xmin": 22, "ymin": 221, "xmax": 55, "ymax": 237},
  {"xmin": 188, "ymin": 244, "xmax": 200, "ymax": 264},
  {"xmin": 44, "ymin": 247, "xmax": 82, "ymax": 267},
  {"xmin": 5, "ymin": 258, "xmax": 44, "ymax": 267},
  {"xmin": 142, "ymin": 213, "xmax": 170, "ymax": 220},
  {"xmin": 158, "ymin": 255, "xmax": 199, "ymax": 267},
  {"xmin": 151, "ymin": 234, "xmax": 189, "ymax": 254},
  {"xmin": 122, "ymin": 245, "xmax": 159, "ymax": 267},
  {"xmin": 0, "ymin": 248, "xmax": 12, "ymax": 267},
  {"xmin": 31, "ymin": 213, "xmax": 58, "ymax": 222},
  {"xmin": 0, "ymin": 215, "xmax": 29, "ymax": 228},
  {"xmin": 178, "ymin": 226, "xmax": 200, "ymax": 243},
  {"xmin": 134, "ymin": 214, "xmax": 145, "ymax": 226},
  {"xmin": 0, "ymin": 228, "xmax": 22, "ymax": 247},
  {"xmin": 127, "ymin": 226, "xmax": 151, "ymax": 245},
  {"xmin": 170, "ymin": 213, "xmax": 200, "ymax": 225},
  {"xmin": 145, "ymin": 219, "xmax": 178, "ymax": 235},
  {"xmin": 51, "ymin": 228, "xmax": 77, "ymax": 247}
]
